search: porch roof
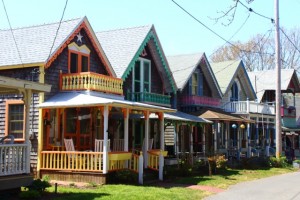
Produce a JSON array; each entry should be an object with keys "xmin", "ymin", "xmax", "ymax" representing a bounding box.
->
[
  {"xmin": 282, "ymin": 126, "xmax": 300, "ymax": 132},
  {"xmin": 149, "ymin": 111, "xmax": 212, "ymax": 123},
  {"xmin": 39, "ymin": 91, "xmax": 175, "ymax": 112},
  {"xmin": 195, "ymin": 109, "xmax": 254, "ymax": 123},
  {"xmin": 0, "ymin": 75, "xmax": 51, "ymax": 93}
]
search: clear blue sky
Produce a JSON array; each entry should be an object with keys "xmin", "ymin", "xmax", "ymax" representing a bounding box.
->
[{"xmin": 0, "ymin": 0, "xmax": 299, "ymax": 58}]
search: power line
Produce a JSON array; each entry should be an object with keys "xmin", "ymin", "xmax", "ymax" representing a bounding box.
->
[
  {"xmin": 2, "ymin": 0, "xmax": 24, "ymax": 67},
  {"xmin": 238, "ymin": 0, "xmax": 274, "ymax": 23},
  {"xmin": 46, "ymin": 0, "xmax": 69, "ymax": 63},
  {"xmin": 170, "ymin": 0, "xmax": 274, "ymax": 57},
  {"xmin": 279, "ymin": 27, "xmax": 300, "ymax": 55}
]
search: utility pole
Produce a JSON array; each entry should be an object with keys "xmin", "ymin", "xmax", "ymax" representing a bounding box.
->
[{"xmin": 275, "ymin": 0, "xmax": 282, "ymax": 158}]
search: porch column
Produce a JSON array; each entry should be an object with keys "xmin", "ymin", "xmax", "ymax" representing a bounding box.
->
[
  {"xmin": 159, "ymin": 112, "xmax": 165, "ymax": 151},
  {"xmin": 247, "ymin": 123, "xmax": 251, "ymax": 158},
  {"xmin": 190, "ymin": 125, "xmax": 194, "ymax": 154},
  {"xmin": 144, "ymin": 111, "xmax": 149, "ymax": 167},
  {"xmin": 256, "ymin": 123, "xmax": 259, "ymax": 146},
  {"xmin": 214, "ymin": 122, "xmax": 218, "ymax": 153},
  {"xmin": 103, "ymin": 106, "xmax": 109, "ymax": 174},
  {"xmin": 176, "ymin": 123, "xmax": 180, "ymax": 157},
  {"xmin": 202, "ymin": 125, "xmax": 206, "ymax": 155},
  {"xmin": 266, "ymin": 124, "xmax": 270, "ymax": 156},
  {"xmin": 123, "ymin": 108, "xmax": 129, "ymax": 151},
  {"xmin": 225, "ymin": 121, "xmax": 229, "ymax": 149},
  {"xmin": 24, "ymin": 89, "xmax": 32, "ymax": 174}
]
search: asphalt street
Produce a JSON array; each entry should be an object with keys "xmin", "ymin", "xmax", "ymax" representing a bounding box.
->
[{"xmin": 205, "ymin": 171, "xmax": 300, "ymax": 200}]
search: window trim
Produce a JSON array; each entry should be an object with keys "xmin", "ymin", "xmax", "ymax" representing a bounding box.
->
[
  {"xmin": 5, "ymin": 100, "xmax": 25, "ymax": 141},
  {"xmin": 132, "ymin": 58, "xmax": 151, "ymax": 93},
  {"xmin": 68, "ymin": 42, "xmax": 91, "ymax": 73},
  {"xmin": 191, "ymin": 72, "xmax": 198, "ymax": 95}
]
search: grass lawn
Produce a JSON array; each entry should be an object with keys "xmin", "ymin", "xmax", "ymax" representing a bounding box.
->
[
  {"xmin": 33, "ymin": 167, "xmax": 296, "ymax": 200},
  {"xmin": 175, "ymin": 167, "xmax": 296, "ymax": 189},
  {"xmin": 46, "ymin": 184, "xmax": 210, "ymax": 200}
]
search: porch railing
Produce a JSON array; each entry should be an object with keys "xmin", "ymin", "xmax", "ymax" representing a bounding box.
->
[
  {"xmin": 41, "ymin": 151, "xmax": 103, "ymax": 172},
  {"xmin": 179, "ymin": 95, "xmax": 221, "ymax": 107},
  {"xmin": 0, "ymin": 144, "xmax": 28, "ymax": 176},
  {"xmin": 223, "ymin": 101, "xmax": 275, "ymax": 115},
  {"xmin": 60, "ymin": 72, "xmax": 123, "ymax": 95},
  {"xmin": 126, "ymin": 91, "xmax": 171, "ymax": 107},
  {"xmin": 147, "ymin": 150, "xmax": 168, "ymax": 171},
  {"xmin": 130, "ymin": 153, "xmax": 140, "ymax": 173}
]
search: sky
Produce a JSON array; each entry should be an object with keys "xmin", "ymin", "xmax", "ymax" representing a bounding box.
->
[{"xmin": 0, "ymin": 0, "xmax": 299, "ymax": 59}]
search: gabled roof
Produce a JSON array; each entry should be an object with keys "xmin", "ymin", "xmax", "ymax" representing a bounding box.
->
[
  {"xmin": 210, "ymin": 60, "xmax": 256, "ymax": 100},
  {"xmin": 248, "ymin": 69, "xmax": 300, "ymax": 102},
  {"xmin": 0, "ymin": 17, "xmax": 115, "ymax": 76},
  {"xmin": 96, "ymin": 25, "xmax": 177, "ymax": 93},
  {"xmin": 167, "ymin": 52, "xmax": 222, "ymax": 98}
]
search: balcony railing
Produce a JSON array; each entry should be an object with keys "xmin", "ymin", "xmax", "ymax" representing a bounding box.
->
[
  {"xmin": 60, "ymin": 72, "xmax": 123, "ymax": 95},
  {"xmin": 0, "ymin": 144, "xmax": 29, "ymax": 176},
  {"xmin": 126, "ymin": 91, "xmax": 171, "ymax": 107},
  {"xmin": 179, "ymin": 95, "xmax": 221, "ymax": 107},
  {"xmin": 223, "ymin": 101, "xmax": 275, "ymax": 115}
]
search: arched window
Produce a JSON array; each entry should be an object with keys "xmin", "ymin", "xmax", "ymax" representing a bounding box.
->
[{"xmin": 231, "ymin": 82, "xmax": 239, "ymax": 101}]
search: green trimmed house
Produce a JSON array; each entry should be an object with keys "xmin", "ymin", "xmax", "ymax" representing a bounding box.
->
[{"xmin": 96, "ymin": 27, "xmax": 212, "ymax": 163}]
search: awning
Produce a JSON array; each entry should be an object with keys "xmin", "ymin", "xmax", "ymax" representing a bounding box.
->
[
  {"xmin": 149, "ymin": 111, "xmax": 212, "ymax": 123},
  {"xmin": 39, "ymin": 91, "xmax": 175, "ymax": 112},
  {"xmin": 195, "ymin": 109, "xmax": 254, "ymax": 123},
  {"xmin": 282, "ymin": 126, "xmax": 300, "ymax": 132}
]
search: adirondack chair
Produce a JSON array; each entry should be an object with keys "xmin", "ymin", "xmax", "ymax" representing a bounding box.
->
[
  {"xmin": 94, "ymin": 139, "xmax": 110, "ymax": 152},
  {"xmin": 64, "ymin": 138, "xmax": 85, "ymax": 168},
  {"xmin": 113, "ymin": 139, "xmax": 124, "ymax": 152}
]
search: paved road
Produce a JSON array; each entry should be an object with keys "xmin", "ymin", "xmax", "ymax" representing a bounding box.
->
[{"xmin": 205, "ymin": 171, "xmax": 300, "ymax": 200}]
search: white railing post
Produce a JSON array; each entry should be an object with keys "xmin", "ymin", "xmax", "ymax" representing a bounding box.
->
[
  {"xmin": 138, "ymin": 152, "xmax": 144, "ymax": 185},
  {"xmin": 159, "ymin": 150, "xmax": 164, "ymax": 181},
  {"xmin": 246, "ymin": 98, "xmax": 250, "ymax": 113}
]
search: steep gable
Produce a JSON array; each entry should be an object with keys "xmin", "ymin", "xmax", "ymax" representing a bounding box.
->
[
  {"xmin": 0, "ymin": 17, "xmax": 114, "ymax": 76},
  {"xmin": 211, "ymin": 60, "xmax": 256, "ymax": 100},
  {"xmin": 167, "ymin": 52, "xmax": 222, "ymax": 98},
  {"xmin": 96, "ymin": 25, "xmax": 176, "ymax": 93},
  {"xmin": 248, "ymin": 69, "xmax": 300, "ymax": 102}
]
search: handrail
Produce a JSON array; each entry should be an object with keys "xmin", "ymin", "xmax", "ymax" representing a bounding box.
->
[
  {"xmin": 127, "ymin": 91, "xmax": 171, "ymax": 106},
  {"xmin": 61, "ymin": 72, "xmax": 123, "ymax": 95},
  {"xmin": 0, "ymin": 144, "xmax": 28, "ymax": 176},
  {"xmin": 41, "ymin": 151, "xmax": 103, "ymax": 172}
]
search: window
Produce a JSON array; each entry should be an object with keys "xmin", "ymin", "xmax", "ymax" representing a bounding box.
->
[
  {"xmin": 5, "ymin": 100, "xmax": 25, "ymax": 140},
  {"xmin": 192, "ymin": 73, "xmax": 198, "ymax": 95},
  {"xmin": 133, "ymin": 58, "xmax": 151, "ymax": 93},
  {"xmin": 231, "ymin": 82, "xmax": 239, "ymax": 101},
  {"xmin": 190, "ymin": 70, "xmax": 203, "ymax": 96},
  {"xmin": 68, "ymin": 42, "xmax": 90, "ymax": 73}
]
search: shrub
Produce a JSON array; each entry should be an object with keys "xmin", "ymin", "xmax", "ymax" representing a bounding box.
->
[
  {"xmin": 27, "ymin": 179, "xmax": 51, "ymax": 192},
  {"xmin": 242, "ymin": 157, "xmax": 270, "ymax": 169},
  {"xmin": 269, "ymin": 156, "xmax": 290, "ymax": 168}
]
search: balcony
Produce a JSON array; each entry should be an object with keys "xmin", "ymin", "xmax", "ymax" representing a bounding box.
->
[
  {"xmin": 60, "ymin": 72, "xmax": 123, "ymax": 95},
  {"xmin": 179, "ymin": 95, "xmax": 221, "ymax": 107},
  {"xmin": 222, "ymin": 101, "xmax": 275, "ymax": 115},
  {"xmin": 126, "ymin": 91, "xmax": 171, "ymax": 107}
]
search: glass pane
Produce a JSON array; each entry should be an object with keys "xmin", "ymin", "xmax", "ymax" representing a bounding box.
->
[
  {"xmin": 134, "ymin": 61, "xmax": 141, "ymax": 81},
  {"xmin": 9, "ymin": 104, "xmax": 24, "ymax": 139},
  {"xmin": 81, "ymin": 56, "xmax": 88, "ymax": 72},
  {"xmin": 144, "ymin": 61, "xmax": 150, "ymax": 82},
  {"xmin": 70, "ymin": 53, "xmax": 78, "ymax": 73},
  {"xmin": 66, "ymin": 108, "xmax": 77, "ymax": 133},
  {"xmin": 79, "ymin": 108, "xmax": 90, "ymax": 134}
]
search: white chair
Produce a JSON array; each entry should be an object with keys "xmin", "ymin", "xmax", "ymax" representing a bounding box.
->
[
  {"xmin": 95, "ymin": 139, "xmax": 110, "ymax": 152},
  {"xmin": 113, "ymin": 139, "xmax": 124, "ymax": 152},
  {"xmin": 64, "ymin": 138, "xmax": 75, "ymax": 151}
]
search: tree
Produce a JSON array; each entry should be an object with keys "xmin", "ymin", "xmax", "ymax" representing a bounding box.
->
[{"xmin": 210, "ymin": 27, "xmax": 300, "ymax": 72}]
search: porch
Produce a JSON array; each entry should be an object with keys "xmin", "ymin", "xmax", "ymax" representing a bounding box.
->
[{"xmin": 222, "ymin": 100, "xmax": 275, "ymax": 115}]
